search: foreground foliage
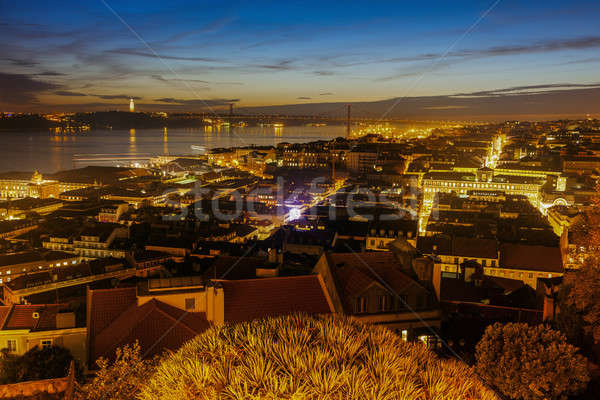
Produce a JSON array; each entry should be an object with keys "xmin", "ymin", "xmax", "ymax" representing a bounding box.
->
[
  {"xmin": 564, "ymin": 181, "xmax": 600, "ymax": 343},
  {"xmin": 563, "ymin": 261, "xmax": 600, "ymax": 343},
  {"xmin": 476, "ymin": 322, "xmax": 589, "ymax": 400},
  {"xmin": 76, "ymin": 342, "xmax": 156, "ymax": 400},
  {"xmin": 140, "ymin": 314, "xmax": 498, "ymax": 400},
  {"xmin": 0, "ymin": 345, "xmax": 81, "ymax": 384}
]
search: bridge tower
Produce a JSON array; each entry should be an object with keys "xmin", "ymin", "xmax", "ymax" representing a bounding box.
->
[{"xmin": 346, "ymin": 104, "xmax": 351, "ymax": 139}]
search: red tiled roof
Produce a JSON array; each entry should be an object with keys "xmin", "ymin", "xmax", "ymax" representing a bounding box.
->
[
  {"xmin": 221, "ymin": 275, "xmax": 333, "ymax": 323},
  {"xmin": 92, "ymin": 298, "xmax": 210, "ymax": 362},
  {"xmin": 452, "ymin": 237, "xmax": 498, "ymax": 259},
  {"xmin": 326, "ymin": 252, "xmax": 418, "ymax": 313},
  {"xmin": 87, "ymin": 287, "xmax": 137, "ymax": 338},
  {"xmin": 1, "ymin": 304, "xmax": 66, "ymax": 331},
  {"xmin": 0, "ymin": 307, "xmax": 11, "ymax": 329},
  {"xmin": 417, "ymin": 236, "xmax": 498, "ymax": 259},
  {"xmin": 500, "ymin": 243, "xmax": 563, "ymax": 273},
  {"xmin": 87, "ymin": 287, "xmax": 137, "ymax": 365},
  {"xmin": 204, "ymin": 256, "xmax": 265, "ymax": 280}
]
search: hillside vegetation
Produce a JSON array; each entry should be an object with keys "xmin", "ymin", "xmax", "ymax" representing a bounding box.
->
[{"xmin": 140, "ymin": 314, "xmax": 498, "ymax": 400}]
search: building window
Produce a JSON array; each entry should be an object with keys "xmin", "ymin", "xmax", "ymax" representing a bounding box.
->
[
  {"xmin": 185, "ymin": 298, "xmax": 196, "ymax": 310},
  {"xmin": 378, "ymin": 295, "xmax": 391, "ymax": 311},
  {"xmin": 416, "ymin": 294, "xmax": 425, "ymax": 309},
  {"xmin": 6, "ymin": 340, "xmax": 16, "ymax": 353},
  {"xmin": 491, "ymin": 260, "xmax": 496, "ymax": 267},
  {"xmin": 357, "ymin": 296, "xmax": 368, "ymax": 313},
  {"xmin": 41, "ymin": 339, "xmax": 52, "ymax": 348},
  {"xmin": 418, "ymin": 335, "xmax": 435, "ymax": 347}
]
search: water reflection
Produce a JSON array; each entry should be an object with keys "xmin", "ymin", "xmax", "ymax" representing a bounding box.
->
[
  {"xmin": 129, "ymin": 128, "xmax": 137, "ymax": 152},
  {"xmin": 163, "ymin": 127, "xmax": 168, "ymax": 155},
  {"xmin": 0, "ymin": 125, "xmax": 360, "ymax": 172}
]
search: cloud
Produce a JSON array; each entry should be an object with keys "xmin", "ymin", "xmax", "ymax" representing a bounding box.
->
[
  {"xmin": 458, "ymin": 36, "xmax": 600, "ymax": 58},
  {"xmin": 297, "ymin": 96, "xmax": 311, "ymax": 100},
  {"xmin": 313, "ymin": 70, "xmax": 335, "ymax": 76},
  {"xmin": 325, "ymin": 36, "xmax": 600, "ymax": 79},
  {"xmin": 319, "ymin": 92, "xmax": 334, "ymax": 96},
  {"xmin": 34, "ymin": 71, "xmax": 66, "ymax": 76},
  {"xmin": 558, "ymin": 57, "xmax": 600, "ymax": 65},
  {"xmin": 107, "ymin": 48, "xmax": 222, "ymax": 63},
  {"xmin": 3, "ymin": 58, "xmax": 37, "ymax": 67},
  {"xmin": 54, "ymin": 90, "xmax": 87, "ymax": 97},
  {"xmin": 94, "ymin": 94, "xmax": 141, "ymax": 100},
  {"xmin": 257, "ymin": 59, "xmax": 295, "ymax": 70},
  {"xmin": 161, "ymin": 17, "xmax": 237, "ymax": 43},
  {"xmin": 453, "ymin": 83, "xmax": 600, "ymax": 97},
  {"xmin": 0, "ymin": 72, "xmax": 59, "ymax": 104},
  {"xmin": 213, "ymin": 81, "xmax": 244, "ymax": 86},
  {"xmin": 422, "ymin": 105, "xmax": 469, "ymax": 110},
  {"xmin": 387, "ymin": 36, "xmax": 600, "ymax": 66},
  {"xmin": 151, "ymin": 75, "xmax": 210, "ymax": 84},
  {"xmin": 153, "ymin": 97, "xmax": 240, "ymax": 106},
  {"xmin": 376, "ymin": 59, "xmax": 457, "ymax": 81},
  {"xmin": 151, "ymin": 75, "xmax": 243, "ymax": 86}
]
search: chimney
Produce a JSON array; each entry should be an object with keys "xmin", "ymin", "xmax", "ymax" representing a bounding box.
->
[
  {"xmin": 206, "ymin": 282, "xmax": 224, "ymax": 325},
  {"xmin": 56, "ymin": 311, "xmax": 76, "ymax": 329},
  {"xmin": 432, "ymin": 263, "xmax": 442, "ymax": 301},
  {"xmin": 256, "ymin": 266, "xmax": 279, "ymax": 278},
  {"xmin": 543, "ymin": 294, "xmax": 555, "ymax": 321},
  {"xmin": 542, "ymin": 283, "xmax": 558, "ymax": 322}
]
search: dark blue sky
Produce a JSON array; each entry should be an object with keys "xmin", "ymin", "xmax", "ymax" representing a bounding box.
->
[{"xmin": 1, "ymin": 0, "xmax": 600, "ymax": 115}]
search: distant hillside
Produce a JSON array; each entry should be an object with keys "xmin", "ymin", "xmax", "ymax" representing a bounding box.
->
[{"xmin": 237, "ymin": 87, "xmax": 600, "ymax": 121}]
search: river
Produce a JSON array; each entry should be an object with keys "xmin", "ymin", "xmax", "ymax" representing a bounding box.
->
[{"xmin": 0, "ymin": 123, "xmax": 426, "ymax": 172}]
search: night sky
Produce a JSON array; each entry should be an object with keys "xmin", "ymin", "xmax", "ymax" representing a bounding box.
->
[{"xmin": 1, "ymin": 0, "xmax": 600, "ymax": 117}]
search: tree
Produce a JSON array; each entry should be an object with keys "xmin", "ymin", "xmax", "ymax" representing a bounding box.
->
[
  {"xmin": 563, "ymin": 262, "xmax": 600, "ymax": 343},
  {"xmin": 18, "ymin": 345, "xmax": 82, "ymax": 382},
  {"xmin": 0, "ymin": 350, "xmax": 20, "ymax": 384},
  {"xmin": 0, "ymin": 345, "xmax": 81, "ymax": 384},
  {"xmin": 476, "ymin": 322, "xmax": 589, "ymax": 400},
  {"xmin": 76, "ymin": 341, "xmax": 156, "ymax": 400},
  {"xmin": 562, "ymin": 181, "xmax": 600, "ymax": 343},
  {"xmin": 140, "ymin": 314, "xmax": 499, "ymax": 400}
]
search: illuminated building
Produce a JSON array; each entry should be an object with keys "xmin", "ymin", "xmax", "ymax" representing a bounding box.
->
[
  {"xmin": 0, "ymin": 171, "xmax": 60, "ymax": 200},
  {"xmin": 278, "ymin": 143, "xmax": 330, "ymax": 169},
  {"xmin": 43, "ymin": 224, "xmax": 130, "ymax": 259},
  {"xmin": 419, "ymin": 237, "xmax": 564, "ymax": 289},
  {"xmin": 0, "ymin": 250, "xmax": 80, "ymax": 283},
  {"xmin": 562, "ymin": 156, "xmax": 600, "ymax": 175},
  {"xmin": 0, "ymin": 304, "xmax": 86, "ymax": 367},
  {"xmin": 346, "ymin": 147, "xmax": 378, "ymax": 173},
  {"xmin": 365, "ymin": 219, "xmax": 418, "ymax": 251},
  {"xmin": 422, "ymin": 168, "xmax": 544, "ymax": 205},
  {"xmin": 314, "ymin": 252, "xmax": 441, "ymax": 342},
  {"xmin": 493, "ymin": 164, "xmax": 562, "ymax": 180},
  {"xmin": 129, "ymin": 98, "xmax": 135, "ymax": 112}
]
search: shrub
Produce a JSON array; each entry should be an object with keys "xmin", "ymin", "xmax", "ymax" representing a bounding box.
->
[
  {"xmin": 76, "ymin": 341, "xmax": 156, "ymax": 400},
  {"xmin": 140, "ymin": 314, "xmax": 498, "ymax": 400},
  {"xmin": 0, "ymin": 345, "xmax": 81, "ymax": 384},
  {"xmin": 476, "ymin": 322, "xmax": 589, "ymax": 400}
]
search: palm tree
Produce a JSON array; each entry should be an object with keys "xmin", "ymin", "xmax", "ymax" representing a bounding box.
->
[{"xmin": 140, "ymin": 314, "xmax": 498, "ymax": 400}]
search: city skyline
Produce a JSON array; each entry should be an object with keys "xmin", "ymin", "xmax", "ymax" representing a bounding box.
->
[{"xmin": 1, "ymin": 0, "xmax": 600, "ymax": 118}]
